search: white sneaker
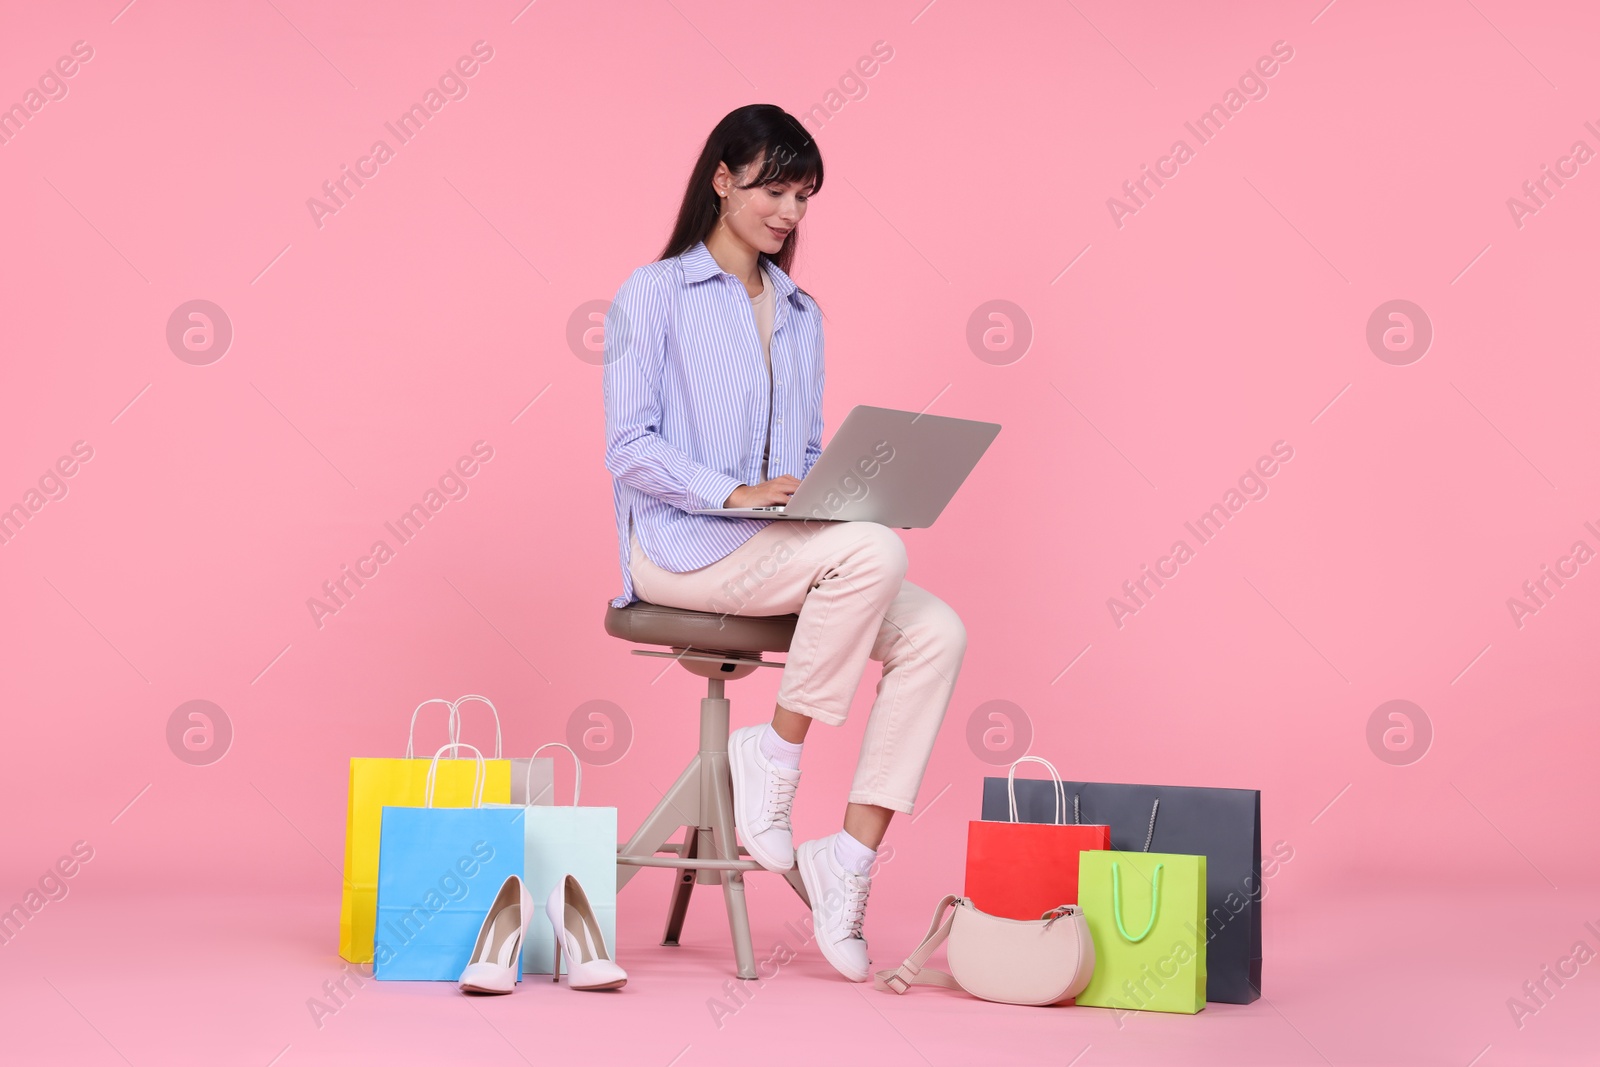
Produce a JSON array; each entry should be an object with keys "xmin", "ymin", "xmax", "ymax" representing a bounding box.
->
[
  {"xmin": 796, "ymin": 835, "xmax": 872, "ymax": 982},
  {"xmin": 728, "ymin": 725, "xmax": 800, "ymax": 871}
]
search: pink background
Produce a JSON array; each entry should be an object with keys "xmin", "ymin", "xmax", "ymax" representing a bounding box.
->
[{"xmin": 2, "ymin": 1, "xmax": 1597, "ymax": 1064}]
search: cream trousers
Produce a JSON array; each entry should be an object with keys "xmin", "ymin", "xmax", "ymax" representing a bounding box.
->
[{"xmin": 629, "ymin": 520, "xmax": 966, "ymax": 814}]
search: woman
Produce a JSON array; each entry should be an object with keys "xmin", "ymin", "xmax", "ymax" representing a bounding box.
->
[{"xmin": 601, "ymin": 104, "xmax": 967, "ymax": 982}]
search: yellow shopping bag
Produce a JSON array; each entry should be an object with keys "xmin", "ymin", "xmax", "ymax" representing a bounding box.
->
[{"xmin": 338, "ymin": 697, "xmax": 512, "ymax": 962}]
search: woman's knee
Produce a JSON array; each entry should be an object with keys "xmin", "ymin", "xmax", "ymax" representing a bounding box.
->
[
  {"xmin": 928, "ymin": 598, "xmax": 968, "ymax": 663},
  {"xmin": 892, "ymin": 589, "xmax": 965, "ymax": 666},
  {"xmin": 844, "ymin": 522, "xmax": 909, "ymax": 583}
]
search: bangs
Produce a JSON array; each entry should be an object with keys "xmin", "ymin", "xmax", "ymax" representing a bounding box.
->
[{"xmin": 743, "ymin": 138, "xmax": 824, "ymax": 194}]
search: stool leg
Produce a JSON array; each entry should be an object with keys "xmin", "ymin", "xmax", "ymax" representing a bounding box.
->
[
  {"xmin": 617, "ymin": 754, "xmax": 703, "ymax": 892},
  {"xmin": 660, "ymin": 828, "xmax": 699, "ymax": 946},
  {"xmin": 707, "ymin": 750, "xmax": 758, "ymax": 980}
]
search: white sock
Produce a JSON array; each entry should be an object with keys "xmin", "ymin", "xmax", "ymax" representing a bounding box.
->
[
  {"xmin": 759, "ymin": 723, "xmax": 803, "ymax": 769},
  {"xmin": 832, "ymin": 828, "xmax": 877, "ymax": 876}
]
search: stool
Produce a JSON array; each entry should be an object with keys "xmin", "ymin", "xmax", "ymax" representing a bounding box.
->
[{"xmin": 606, "ymin": 599, "xmax": 811, "ymax": 980}]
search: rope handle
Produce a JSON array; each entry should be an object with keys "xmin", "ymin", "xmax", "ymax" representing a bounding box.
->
[
  {"xmin": 423, "ymin": 743, "xmax": 486, "ymax": 809},
  {"xmin": 1005, "ymin": 756, "xmax": 1066, "ymax": 825},
  {"xmin": 1111, "ymin": 861, "xmax": 1164, "ymax": 943},
  {"xmin": 1072, "ymin": 793, "xmax": 1161, "ymax": 851},
  {"xmin": 449, "ymin": 694, "xmax": 504, "ymax": 759},
  {"xmin": 531, "ymin": 742, "xmax": 583, "ymax": 806},
  {"xmin": 404, "ymin": 698, "xmax": 459, "ymax": 758},
  {"xmin": 1142, "ymin": 798, "xmax": 1160, "ymax": 851}
]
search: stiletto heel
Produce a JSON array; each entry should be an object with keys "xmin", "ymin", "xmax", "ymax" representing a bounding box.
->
[
  {"xmin": 546, "ymin": 873, "xmax": 628, "ymax": 991},
  {"xmin": 458, "ymin": 875, "xmax": 534, "ymax": 994}
]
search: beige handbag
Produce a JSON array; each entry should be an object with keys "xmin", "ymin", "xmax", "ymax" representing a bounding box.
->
[{"xmin": 873, "ymin": 894, "xmax": 1095, "ymax": 1006}]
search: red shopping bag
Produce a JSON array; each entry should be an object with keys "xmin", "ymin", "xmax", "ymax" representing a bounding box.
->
[{"xmin": 965, "ymin": 757, "xmax": 1109, "ymax": 920}]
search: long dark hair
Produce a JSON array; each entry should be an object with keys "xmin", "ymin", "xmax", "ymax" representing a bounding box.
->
[{"xmin": 659, "ymin": 104, "xmax": 824, "ymax": 285}]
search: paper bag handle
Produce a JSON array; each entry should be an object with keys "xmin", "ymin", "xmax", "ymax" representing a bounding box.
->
[
  {"xmin": 449, "ymin": 694, "xmax": 504, "ymax": 758},
  {"xmin": 530, "ymin": 742, "xmax": 582, "ymax": 806},
  {"xmin": 1006, "ymin": 756, "xmax": 1066, "ymax": 825},
  {"xmin": 424, "ymin": 743, "xmax": 485, "ymax": 809},
  {"xmin": 1073, "ymin": 793, "xmax": 1162, "ymax": 850},
  {"xmin": 1111, "ymin": 860, "xmax": 1164, "ymax": 943},
  {"xmin": 405, "ymin": 698, "xmax": 460, "ymax": 759}
]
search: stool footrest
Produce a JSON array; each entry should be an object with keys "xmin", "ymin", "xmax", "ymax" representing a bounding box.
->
[
  {"xmin": 619, "ymin": 855, "xmax": 761, "ymax": 872},
  {"xmin": 630, "ymin": 648, "xmax": 783, "ymax": 669}
]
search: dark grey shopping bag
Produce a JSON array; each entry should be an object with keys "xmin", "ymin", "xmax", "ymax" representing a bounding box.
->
[{"xmin": 981, "ymin": 777, "xmax": 1263, "ymax": 1004}]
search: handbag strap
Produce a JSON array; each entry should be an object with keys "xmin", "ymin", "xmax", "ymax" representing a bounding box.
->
[
  {"xmin": 873, "ymin": 894, "xmax": 966, "ymax": 995},
  {"xmin": 873, "ymin": 897, "xmax": 1082, "ymax": 996}
]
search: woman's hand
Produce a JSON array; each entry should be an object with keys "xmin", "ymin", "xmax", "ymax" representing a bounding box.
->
[{"xmin": 724, "ymin": 475, "xmax": 800, "ymax": 508}]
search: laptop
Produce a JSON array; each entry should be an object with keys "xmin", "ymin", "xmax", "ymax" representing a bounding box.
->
[{"xmin": 692, "ymin": 405, "xmax": 1000, "ymax": 528}]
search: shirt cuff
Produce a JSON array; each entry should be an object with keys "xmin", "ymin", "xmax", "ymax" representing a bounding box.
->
[{"xmin": 689, "ymin": 468, "xmax": 744, "ymax": 511}]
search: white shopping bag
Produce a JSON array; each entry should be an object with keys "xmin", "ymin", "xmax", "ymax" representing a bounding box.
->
[{"xmin": 485, "ymin": 743, "xmax": 617, "ymax": 975}]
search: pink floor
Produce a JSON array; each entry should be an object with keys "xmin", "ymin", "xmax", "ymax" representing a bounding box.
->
[{"xmin": 4, "ymin": 878, "xmax": 1596, "ymax": 1066}]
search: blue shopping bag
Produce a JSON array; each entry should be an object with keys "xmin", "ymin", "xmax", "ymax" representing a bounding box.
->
[{"xmin": 374, "ymin": 744, "xmax": 526, "ymax": 981}]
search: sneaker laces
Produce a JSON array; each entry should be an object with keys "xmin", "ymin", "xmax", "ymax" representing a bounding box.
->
[
  {"xmin": 763, "ymin": 773, "xmax": 797, "ymax": 832},
  {"xmin": 842, "ymin": 872, "xmax": 871, "ymax": 940}
]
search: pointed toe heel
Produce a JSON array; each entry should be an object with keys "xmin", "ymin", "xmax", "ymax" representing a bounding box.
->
[
  {"xmin": 457, "ymin": 875, "xmax": 534, "ymax": 995},
  {"xmin": 546, "ymin": 873, "xmax": 628, "ymax": 991}
]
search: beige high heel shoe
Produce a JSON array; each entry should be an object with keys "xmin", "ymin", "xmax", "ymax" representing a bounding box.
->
[{"xmin": 546, "ymin": 874, "xmax": 627, "ymax": 991}]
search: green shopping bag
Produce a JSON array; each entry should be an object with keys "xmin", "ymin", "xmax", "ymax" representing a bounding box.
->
[{"xmin": 1076, "ymin": 850, "xmax": 1207, "ymax": 1015}]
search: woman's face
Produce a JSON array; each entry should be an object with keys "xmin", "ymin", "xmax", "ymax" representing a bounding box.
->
[{"xmin": 714, "ymin": 150, "xmax": 813, "ymax": 255}]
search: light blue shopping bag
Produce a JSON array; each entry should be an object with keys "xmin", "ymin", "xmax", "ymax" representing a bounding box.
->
[
  {"xmin": 485, "ymin": 743, "xmax": 617, "ymax": 975},
  {"xmin": 374, "ymin": 744, "xmax": 526, "ymax": 981}
]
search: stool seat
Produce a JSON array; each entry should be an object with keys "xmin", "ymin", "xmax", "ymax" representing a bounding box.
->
[{"xmin": 605, "ymin": 600, "xmax": 797, "ymax": 654}]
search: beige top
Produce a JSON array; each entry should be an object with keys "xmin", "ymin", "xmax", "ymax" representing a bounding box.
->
[{"xmin": 749, "ymin": 267, "xmax": 776, "ymax": 480}]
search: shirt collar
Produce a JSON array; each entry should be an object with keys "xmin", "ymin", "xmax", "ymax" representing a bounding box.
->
[{"xmin": 681, "ymin": 239, "xmax": 802, "ymax": 304}]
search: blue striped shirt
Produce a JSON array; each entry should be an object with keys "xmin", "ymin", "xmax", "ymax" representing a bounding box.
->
[{"xmin": 603, "ymin": 240, "xmax": 825, "ymax": 608}]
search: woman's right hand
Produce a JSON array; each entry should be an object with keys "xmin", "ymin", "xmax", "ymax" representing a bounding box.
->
[{"xmin": 724, "ymin": 475, "xmax": 800, "ymax": 508}]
